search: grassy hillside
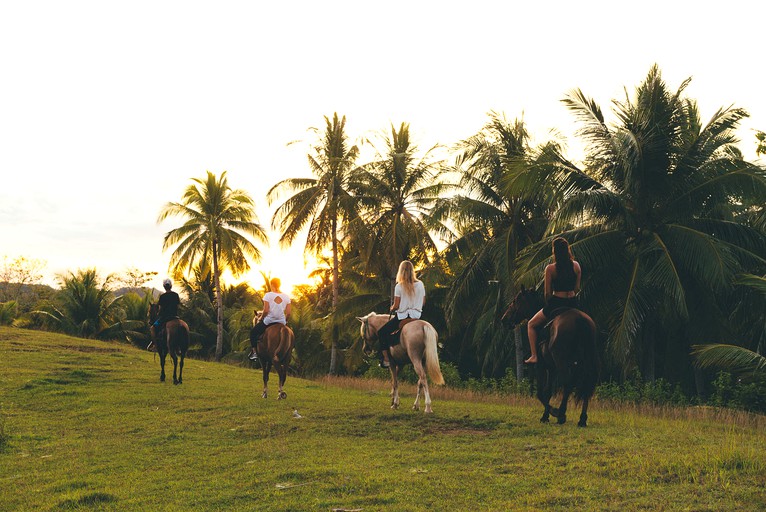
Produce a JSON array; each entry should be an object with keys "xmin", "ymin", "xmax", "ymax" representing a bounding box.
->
[{"xmin": 1, "ymin": 327, "xmax": 764, "ymax": 511}]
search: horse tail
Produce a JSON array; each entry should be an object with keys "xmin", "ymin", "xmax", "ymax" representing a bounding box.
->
[
  {"xmin": 423, "ymin": 323, "xmax": 445, "ymax": 385},
  {"xmin": 176, "ymin": 320, "xmax": 189, "ymax": 356},
  {"xmin": 575, "ymin": 312, "xmax": 598, "ymax": 402},
  {"xmin": 275, "ymin": 325, "xmax": 293, "ymax": 364}
]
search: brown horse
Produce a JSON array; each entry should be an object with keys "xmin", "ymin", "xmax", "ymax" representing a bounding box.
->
[
  {"xmin": 502, "ymin": 287, "xmax": 598, "ymax": 427},
  {"xmin": 251, "ymin": 313, "xmax": 294, "ymax": 400},
  {"xmin": 149, "ymin": 303, "xmax": 189, "ymax": 385},
  {"xmin": 357, "ymin": 312, "xmax": 445, "ymax": 413}
]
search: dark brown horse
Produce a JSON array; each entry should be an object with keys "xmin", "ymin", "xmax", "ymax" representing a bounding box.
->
[
  {"xmin": 251, "ymin": 313, "xmax": 295, "ymax": 400},
  {"xmin": 502, "ymin": 287, "xmax": 598, "ymax": 427},
  {"xmin": 149, "ymin": 303, "xmax": 189, "ymax": 385}
]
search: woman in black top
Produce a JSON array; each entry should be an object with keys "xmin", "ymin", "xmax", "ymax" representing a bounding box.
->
[{"xmin": 525, "ymin": 237, "xmax": 581, "ymax": 364}]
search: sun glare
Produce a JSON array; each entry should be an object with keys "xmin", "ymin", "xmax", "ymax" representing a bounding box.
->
[{"xmin": 228, "ymin": 249, "xmax": 321, "ymax": 296}]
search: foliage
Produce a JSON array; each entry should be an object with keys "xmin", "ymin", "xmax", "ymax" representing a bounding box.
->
[
  {"xmin": 158, "ymin": 170, "xmax": 268, "ymax": 360},
  {"xmin": 756, "ymin": 130, "xmax": 766, "ymax": 156},
  {"xmin": 31, "ymin": 269, "xmax": 141, "ymax": 341},
  {"xmin": 596, "ymin": 378, "xmax": 691, "ymax": 407},
  {"xmin": 691, "ymin": 343, "xmax": 766, "ymax": 378},
  {"xmin": 115, "ymin": 267, "xmax": 158, "ymax": 288},
  {"xmin": 0, "ymin": 255, "xmax": 46, "ymax": 297},
  {"xmin": 269, "ymin": 113, "xmax": 362, "ymax": 375},
  {"xmin": 710, "ymin": 372, "xmax": 766, "ymax": 412},
  {"xmin": 512, "ymin": 65, "xmax": 766, "ymax": 382},
  {"xmin": 351, "ymin": 122, "xmax": 449, "ymax": 285},
  {"xmin": 0, "ymin": 301, "xmax": 16, "ymax": 326},
  {"xmin": 435, "ymin": 113, "xmax": 552, "ymax": 378}
]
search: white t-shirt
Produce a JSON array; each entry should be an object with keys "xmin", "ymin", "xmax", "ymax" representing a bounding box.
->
[
  {"xmin": 262, "ymin": 291, "xmax": 290, "ymax": 325},
  {"xmin": 394, "ymin": 281, "xmax": 425, "ymax": 320}
]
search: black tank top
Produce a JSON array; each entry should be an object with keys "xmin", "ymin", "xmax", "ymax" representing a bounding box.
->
[{"xmin": 552, "ymin": 262, "xmax": 576, "ymax": 292}]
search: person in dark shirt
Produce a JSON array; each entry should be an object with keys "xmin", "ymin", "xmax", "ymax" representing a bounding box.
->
[
  {"xmin": 525, "ymin": 237, "xmax": 581, "ymax": 364},
  {"xmin": 150, "ymin": 278, "xmax": 181, "ymax": 344}
]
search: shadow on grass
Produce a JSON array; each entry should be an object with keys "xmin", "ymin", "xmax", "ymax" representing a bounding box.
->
[{"xmin": 56, "ymin": 492, "xmax": 117, "ymax": 509}]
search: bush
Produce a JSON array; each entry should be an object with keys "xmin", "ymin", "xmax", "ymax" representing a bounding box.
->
[
  {"xmin": 711, "ymin": 372, "xmax": 766, "ymax": 413},
  {"xmin": 439, "ymin": 362, "xmax": 462, "ymax": 388},
  {"xmin": 596, "ymin": 377, "xmax": 690, "ymax": 407},
  {"xmin": 0, "ymin": 301, "xmax": 16, "ymax": 325}
]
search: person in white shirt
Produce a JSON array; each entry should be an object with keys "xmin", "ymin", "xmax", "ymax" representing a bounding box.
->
[
  {"xmin": 249, "ymin": 277, "xmax": 291, "ymax": 361},
  {"xmin": 377, "ymin": 260, "xmax": 426, "ymax": 368}
]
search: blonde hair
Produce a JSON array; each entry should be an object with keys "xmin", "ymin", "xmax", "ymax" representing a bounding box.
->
[
  {"xmin": 270, "ymin": 277, "xmax": 281, "ymax": 292},
  {"xmin": 396, "ymin": 260, "xmax": 418, "ymax": 296}
]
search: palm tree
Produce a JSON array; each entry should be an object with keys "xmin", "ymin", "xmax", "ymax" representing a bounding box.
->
[
  {"xmin": 513, "ymin": 65, "xmax": 766, "ymax": 383},
  {"xmin": 691, "ymin": 344, "xmax": 766, "ymax": 378},
  {"xmin": 351, "ymin": 122, "xmax": 449, "ymax": 294},
  {"xmin": 268, "ymin": 113, "xmax": 361, "ymax": 374},
  {"xmin": 435, "ymin": 113, "xmax": 552, "ymax": 378},
  {"xmin": 33, "ymin": 269, "xmax": 138, "ymax": 340},
  {"xmin": 158, "ymin": 171, "xmax": 268, "ymax": 360}
]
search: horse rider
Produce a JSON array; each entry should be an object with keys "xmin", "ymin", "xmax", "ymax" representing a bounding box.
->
[
  {"xmin": 525, "ymin": 237, "xmax": 581, "ymax": 364},
  {"xmin": 149, "ymin": 278, "xmax": 181, "ymax": 350},
  {"xmin": 376, "ymin": 260, "xmax": 426, "ymax": 368},
  {"xmin": 249, "ymin": 277, "xmax": 291, "ymax": 361}
]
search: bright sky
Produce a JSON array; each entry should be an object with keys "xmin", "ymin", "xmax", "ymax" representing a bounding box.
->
[{"xmin": 2, "ymin": 1, "xmax": 764, "ymax": 293}]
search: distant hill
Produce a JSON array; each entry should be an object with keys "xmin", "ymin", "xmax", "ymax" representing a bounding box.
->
[{"xmin": 113, "ymin": 287, "xmax": 162, "ymax": 299}]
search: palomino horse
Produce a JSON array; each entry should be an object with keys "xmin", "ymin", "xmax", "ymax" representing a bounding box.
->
[
  {"xmin": 502, "ymin": 287, "xmax": 598, "ymax": 427},
  {"xmin": 251, "ymin": 313, "xmax": 294, "ymax": 400},
  {"xmin": 148, "ymin": 303, "xmax": 189, "ymax": 385},
  {"xmin": 357, "ymin": 312, "xmax": 445, "ymax": 413}
]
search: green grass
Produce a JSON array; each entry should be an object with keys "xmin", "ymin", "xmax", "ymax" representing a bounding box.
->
[{"xmin": 1, "ymin": 326, "xmax": 765, "ymax": 511}]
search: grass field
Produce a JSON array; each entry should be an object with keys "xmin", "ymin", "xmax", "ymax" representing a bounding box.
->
[{"xmin": 1, "ymin": 326, "xmax": 765, "ymax": 511}]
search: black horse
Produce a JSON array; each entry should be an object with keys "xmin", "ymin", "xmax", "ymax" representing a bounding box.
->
[
  {"xmin": 502, "ymin": 286, "xmax": 598, "ymax": 427},
  {"xmin": 149, "ymin": 303, "xmax": 189, "ymax": 385}
]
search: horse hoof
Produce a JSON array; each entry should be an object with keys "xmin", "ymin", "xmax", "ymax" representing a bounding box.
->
[
  {"xmin": 261, "ymin": 393, "xmax": 268, "ymax": 399},
  {"xmin": 391, "ymin": 404, "xmax": 399, "ymax": 410},
  {"xmin": 540, "ymin": 417, "xmax": 549, "ymax": 423},
  {"xmin": 557, "ymin": 416, "xmax": 567, "ymax": 425},
  {"xmin": 412, "ymin": 405, "xmax": 419, "ymax": 411},
  {"xmin": 278, "ymin": 392, "xmax": 287, "ymax": 400},
  {"xmin": 424, "ymin": 408, "xmax": 433, "ymax": 414}
]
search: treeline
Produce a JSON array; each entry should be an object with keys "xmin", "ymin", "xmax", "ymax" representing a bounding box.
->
[{"xmin": 2, "ymin": 66, "xmax": 765, "ymax": 411}]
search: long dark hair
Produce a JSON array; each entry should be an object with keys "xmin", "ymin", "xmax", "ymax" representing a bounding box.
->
[{"xmin": 552, "ymin": 237, "xmax": 574, "ymax": 279}]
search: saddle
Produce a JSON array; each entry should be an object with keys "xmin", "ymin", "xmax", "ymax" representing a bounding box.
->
[
  {"xmin": 389, "ymin": 318, "xmax": 417, "ymax": 346},
  {"xmin": 543, "ymin": 307, "xmax": 574, "ymax": 328}
]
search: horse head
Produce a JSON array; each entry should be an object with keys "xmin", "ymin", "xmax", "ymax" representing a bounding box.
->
[
  {"xmin": 501, "ymin": 285, "xmax": 542, "ymax": 327},
  {"xmin": 253, "ymin": 310, "xmax": 263, "ymax": 327},
  {"xmin": 356, "ymin": 312, "xmax": 379, "ymax": 355}
]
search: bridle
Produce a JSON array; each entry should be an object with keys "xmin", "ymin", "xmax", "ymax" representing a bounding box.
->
[{"xmin": 361, "ymin": 316, "xmax": 378, "ymax": 352}]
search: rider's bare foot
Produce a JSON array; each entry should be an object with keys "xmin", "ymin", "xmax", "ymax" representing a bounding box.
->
[{"xmin": 524, "ymin": 356, "xmax": 537, "ymax": 364}]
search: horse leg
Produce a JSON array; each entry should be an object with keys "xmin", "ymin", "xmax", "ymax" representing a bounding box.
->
[
  {"xmin": 390, "ymin": 366, "xmax": 400, "ymax": 410},
  {"xmin": 537, "ymin": 367, "xmax": 552, "ymax": 423},
  {"xmin": 551, "ymin": 363, "xmax": 573, "ymax": 424},
  {"xmin": 159, "ymin": 351, "xmax": 167, "ymax": 382},
  {"xmin": 171, "ymin": 351, "xmax": 180, "ymax": 385},
  {"xmin": 276, "ymin": 361, "xmax": 287, "ymax": 400},
  {"xmin": 261, "ymin": 361, "xmax": 271, "ymax": 399},
  {"xmin": 554, "ymin": 385, "xmax": 572, "ymax": 425},
  {"xmin": 578, "ymin": 396, "xmax": 590, "ymax": 427},
  {"xmin": 178, "ymin": 352, "xmax": 185, "ymax": 384},
  {"xmin": 411, "ymin": 360, "xmax": 423, "ymax": 411}
]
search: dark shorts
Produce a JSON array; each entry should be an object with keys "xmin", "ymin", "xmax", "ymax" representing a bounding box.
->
[{"xmin": 543, "ymin": 296, "xmax": 578, "ymax": 318}]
